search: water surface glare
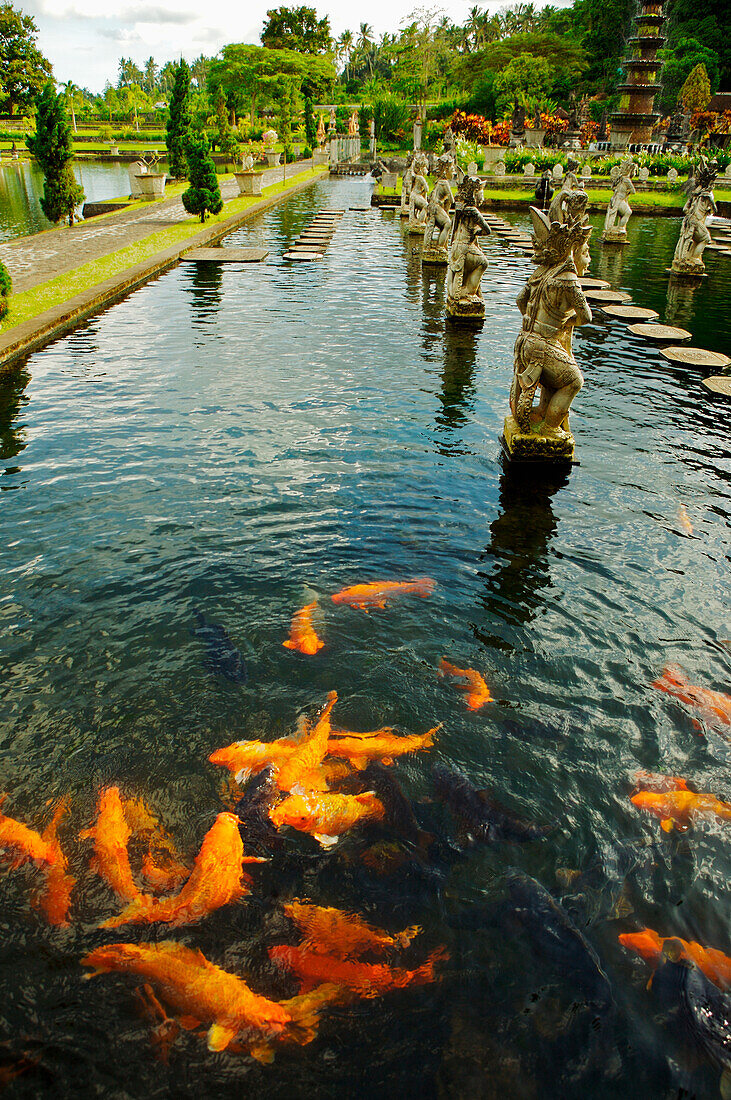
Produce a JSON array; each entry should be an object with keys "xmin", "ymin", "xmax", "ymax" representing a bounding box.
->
[{"xmin": 0, "ymin": 178, "xmax": 730, "ymax": 1098}]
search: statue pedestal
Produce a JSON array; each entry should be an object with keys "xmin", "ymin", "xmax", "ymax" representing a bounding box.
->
[
  {"xmin": 408, "ymin": 222, "xmax": 425, "ymax": 235},
  {"xmin": 502, "ymin": 414, "xmax": 574, "ymax": 463},
  {"xmin": 668, "ymin": 259, "xmax": 706, "ymax": 278},
  {"xmin": 422, "ymin": 246, "xmax": 448, "ymax": 265},
  {"xmin": 601, "ymin": 227, "xmax": 628, "ymax": 245},
  {"xmin": 446, "ymin": 295, "xmax": 484, "ymax": 322}
]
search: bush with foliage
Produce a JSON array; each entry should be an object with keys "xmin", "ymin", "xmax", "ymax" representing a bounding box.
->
[
  {"xmin": 335, "ymin": 105, "xmax": 349, "ymax": 133},
  {"xmin": 449, "ymin": 109, "xmax": 492, "ymax": 143},
  {"xmin": 358, "ymin": 104, "xmax": 373, "ymax": 139},
  {"xmin": 680, "ymin": 64, "xmax": 712, "ymax": 112},
  {"xmin": 372, "ymin": 93, "xmax": 410, "ymax": 142},
  {"xmin": 303, "ymin": 93, "xmax": 316, "ymax": 148},
  {"xmin": 26, "ymin": 82, "xmax": 85, "ymax": 225},
  {"xmin": 182, "ymin": 130, "xmax": 222, "ymax": 222},
  {"xmin": 0, "ymin": 260, "xmax": 11, "ymax": 321}
]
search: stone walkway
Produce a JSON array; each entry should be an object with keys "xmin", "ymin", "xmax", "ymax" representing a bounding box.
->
[{"xmin": 0, "ymin": 160, "xmax": 314, "ymax": 295}]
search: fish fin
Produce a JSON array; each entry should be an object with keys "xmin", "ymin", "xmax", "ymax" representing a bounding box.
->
[
  {"xmin": 313, "ymin": 834, "xmax": 339, "ymax": 849},
  {"xmin": 78, "ymin": 826, "xmax": 95, "ymax": 841},
  {"xmin": 241, "ymin": 855, "xmax": 269, "ymax": 864},
  {"xmin": 660, "ymin": 819, "xmax": 675, "ymax": 833},
  {"xmin": 178, "ymin": 1015, "xmax": 201, "ymax": 1031},
  {"xmin": 207, "ymin": 1023, "xmax": 237, "ymax": 1052},
  {"xmin": 354, "ymin": 791, "xmax": 377, "ymax": 804},
  {"xmin": 394, "ymin": 924, "xmax": 423, "ymax": 949},
  {"xmin": 234, "ymin": 767, "xmax": 252, "ymax": 784},
  {"xmin": 248, "ymin": 1040, "xmax": 276, "ymax": 1064}
]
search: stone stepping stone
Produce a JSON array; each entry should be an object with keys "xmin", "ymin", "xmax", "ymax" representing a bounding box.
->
[
  {"xmin": 627, "ymin": 323, "xmax": 692, "ymax": 341},
  {"xmin": 184, "ymin": 247, "xmax": 269, "ymax": 262},
  {"xmin": 585, "ymin": 289, "xmax": 632, "ymax": 303},
  {"xmin": 349, "ymin": 206, "xmax": 372, "ymax": 211},
  {"xmin": 283, "ymin": 250, "xmax": 323, "ymax": 261},
  {"xmin": 702, "ymin": 375, "xmax": 731, "ymax": 396},
  {"xmin": 580, "ymin": 278, "xmax": 611, "ymax": 289},
  {"xmin": 601, "ymin": 304, "xmax": 659, "ymax": 321},
  {"xmin": 659, "ymin": 346, "xmax": 731, "ymax": 369}
]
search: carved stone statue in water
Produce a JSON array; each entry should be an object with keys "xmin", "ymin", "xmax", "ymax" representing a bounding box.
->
[
  {"xmin": 504, "ymin": 206, "xmax": 593, "ymax": 462},
  {"xmin": 446, "ymin": 174, "xmax": 491, "ymax": 321},
  {"xmin": 422, "ymin": 154, "xmax": 455, "ymax": 265},
  {"xmin": 548, "ymin": 156, "xmax": 580, "ymax": 224},
  {"xmin": 601, "ymin": 157, "xmax": 636, "ymax": 243},
  {"xmin": 400, "ymin": 153, "xmax": 415, "ymax": 218},
  {"xmin": 671, "ymin": 157, "xmax": 718, "ymax": 276},
  {"xmin": 408, "ymin": 153, "xmax": 429, "ymax": 234}
]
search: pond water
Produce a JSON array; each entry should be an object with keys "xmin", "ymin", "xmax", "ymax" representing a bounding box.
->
[
  {"xmin": 0, "ymin": 161, "xmax": 133, "ymax": 243},
  {"xmin": 0, "ymin": 177, "xmax": 729, "ymax": 1098}
]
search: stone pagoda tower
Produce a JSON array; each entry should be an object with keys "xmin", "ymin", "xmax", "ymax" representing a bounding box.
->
[{"xmin": 610, "ymin": 1, "xmax": 666, "ymax": 145}]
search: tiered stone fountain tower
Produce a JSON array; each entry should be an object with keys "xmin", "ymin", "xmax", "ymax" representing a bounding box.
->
[{"xmin": 611, "ymin": 1, "xmax": 666, "ymax": 146}]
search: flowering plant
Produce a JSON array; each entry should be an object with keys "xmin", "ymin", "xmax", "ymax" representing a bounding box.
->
[{"xmin": 448, "ymin": 110, "xmax": 493, "ymax": 144}]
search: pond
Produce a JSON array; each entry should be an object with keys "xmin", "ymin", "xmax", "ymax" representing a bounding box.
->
[
  {"xmin": 0, "ymin": 177, "xmax": 729, "ymax": 1098},
  {"xmin": 0, "ymin": 160, "xmax": 133, "ymax": 243}
]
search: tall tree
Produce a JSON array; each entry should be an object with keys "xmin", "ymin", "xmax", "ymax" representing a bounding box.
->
[
  {"xmin": 182, "ymin": 130, "xmax": 222, "ymax": 222},
  {"xmin": 26, "ymin": 82, "xmax": 84, "ymax": 226},
  {"xmin": 666, "ymin": 0, "xmax": 730, "ymax": 88},
  {"xmin": 570, "ymin": 0, "xmax": 634, "ymax": 93},
  {"xmin": 62, "ymin": 80, "xmax": 79, "ymax": 133},
  {"xmin": 166, "ymin": 60, "xmax": 192, "ymax": 179},
  {"xmin": 213, "ymin": 84, "xmax": 238, "ymax": 160},
  {"xmin": 658, "ymin": 38, "xmax": 719, "ymax": 116},
  {"xmin": 117, "ymin": 56, "xmax": 143, "ymax": 88},
  {"xmin": 679, "ymin": 63, "xmax": 712, "ymax": 112},
  {"xmin": 0, "ymin": 2, "xmax": 52, "ymax": 115},
  {"xmin": 143, "ymin": 57, "xmax": 158, "ymax": 95},
  {"xmin": 261, "ymin": 6, "xmax": 331, "ymax": 53},
  {"xmin": 209, "ymin": 44, "xmax": 334, "ymax": 126}
]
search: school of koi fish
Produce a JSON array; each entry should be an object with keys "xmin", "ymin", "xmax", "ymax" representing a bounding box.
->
[{"xmin": 1, "ymin": 577, "xmax": 730, "ymax": 1090}]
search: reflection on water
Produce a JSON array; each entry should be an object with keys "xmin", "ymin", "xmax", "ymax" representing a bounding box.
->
[
  {"xmin": 0, "ymin": 160, "xmax": 133, "ymax": 242},
  {"xmin": 0, "ymin": 182, "xmax": 729, "ymax": 1099},
  {"xmin": 665, "ymin": 275, "xmax": 698, "ymax": 326}
]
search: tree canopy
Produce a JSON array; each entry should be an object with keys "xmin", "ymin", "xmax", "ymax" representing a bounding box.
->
[
  {"xmin": 0, "ymin": 2, "xmax": 52, "ymax": 115},
  {"xmin": 209, "ymin": 43, "xmax": 334, "ymax": 124},
  {"xmin": 261, "ymin": 6, "xmax": 332, "ymax": 53},
  {"xmin": 26, "ymin": 82, "xmax": 84, "ymax": 225}
]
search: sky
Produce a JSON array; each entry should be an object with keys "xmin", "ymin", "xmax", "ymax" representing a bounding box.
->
[{"xmin": 25, "ymin": 0, "xmax": 566, "ymax": 94}]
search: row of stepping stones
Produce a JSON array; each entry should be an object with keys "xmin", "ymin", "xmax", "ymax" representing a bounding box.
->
[{"xmin": 283, "ymin": 210, "xmax": 344, "ymax": 262}]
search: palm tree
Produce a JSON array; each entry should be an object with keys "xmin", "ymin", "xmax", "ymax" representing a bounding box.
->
[{"xmin": 61, "ymin": 80, "xmax": 78, "ymax": 132}]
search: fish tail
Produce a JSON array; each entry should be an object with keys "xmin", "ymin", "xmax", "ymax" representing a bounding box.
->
[
  {"xmin": 207, "ymin": 1023, "xmax": 238, "ymax": 1052},
  {"xmin": 394, "ymin": 924, "xmax": 422, "ymax": 949},
  {"xmin": 423, "ymin": 724, "xmax": 442, "ymax": 749},
  {"xmin": 283, "ymin": 639, "xmax": 296, "ymax": 650},
  {"xmin": 415, "ymin": 945, "xmax": 449, "ymax": 984},
  {"xmin": 98, "ymin": 895, "xmax": 149, "ymax": 929}
]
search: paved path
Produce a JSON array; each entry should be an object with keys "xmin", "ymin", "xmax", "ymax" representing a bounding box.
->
[{"xmin": 0, "ymin": 160, "xmax": 314, "ymax": 295}]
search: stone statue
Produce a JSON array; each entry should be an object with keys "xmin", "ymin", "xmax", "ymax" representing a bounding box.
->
[
  {"xmin": 504, "ymin": 206, "xmax": 593, "ymax": 462},
  {"xmin": 512, "ymin": 101, "xmax": 526, "ymax": 133},
  {"xmin": 422, "ymin": 153, "xmax": 455, "ymax": 264},
  {"xmin": 442, "ymin": 127, "xmax": 456, "ymax": 157},
  {"xmin": 408, "ymin": 153, "xmax": 429, "ymax": 234},
  {"xmin": 348, "ymin": 109, "xmax": 359, "ymax": 137},
  {"xmin": 548, "ymin": 157, "xmax": 580, "ymax": 224},
  {"xmin": 597, "ymin": 109, "xmax": 609, "ymax": 142},
  {"xmin": 400, "ymin": 152, "xmax": 415, "ymax": 218},
  {"xmin": 316, "ymin": 114, "xmax": 326, "ymax": 148},
  {"xmin": 534, "ymin": 107, "xmax": 542, "ymax": 130},
  {"xmin": 328, "ymin": 108, "xmax": 336, "ymax": 132},
  {"xmin": 446, "ymin": 173, "xmax": 492, "ymax": 321},
  {"xmin": 601, "ymin": 157, "xmax": 636, "ymax": 243},
  {"xmin": 535, "ymin": 170, "xmax": 552, "ymax": 212},
  {"xmin": 671, "ymin": 156, "xmax": 718, "ymax": 276}
]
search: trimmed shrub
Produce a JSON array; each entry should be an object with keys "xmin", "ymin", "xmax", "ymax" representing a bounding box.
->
[
  {"xmin": 182, "ymin": 131, "xmax": 222, "ymax": 222},
  {"xmin": 0, "ymin": 260, "xmax": 11, "ymax": 320}
]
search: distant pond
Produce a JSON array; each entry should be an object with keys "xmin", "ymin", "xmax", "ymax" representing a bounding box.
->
[{"xmin": 0, "ymin": 160, "xmax": 133, "ymax": 243}]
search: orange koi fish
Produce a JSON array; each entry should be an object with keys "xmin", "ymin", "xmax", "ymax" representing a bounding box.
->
[
  {"xmin": 247, "ymin": 983, "xmax": 347, "ymax": 1064},
  {"xmin": 32, "ymin": 798, "xmax": 75, "ymax": 927},
  {"xmin": 79, "ymin": 787, "xmax": 142, "ymax": 903},
  {"xmin": 269, "ymin": 790, "xmax": 385, "ymax": 848},
  {"xmin": 677, "ymin": 504, "xmax": 693, "ymax": 535},
  {"xmin": 100, "ymin": 812, "xmax": 260, "ymax": 929},
  {"xmin": 331, "ymin": 725, "xmax": 394, "ymax": 740},
  {"xmin": 632, "ymin": 771, "xmax": 691, "ymax": 795},
  {"xmin": 83, "ymin": 941, "xmax": 292, "ymax": 1053},
  {"xmin": 122, "ymin": 796, "xmax": 190, "ymax": 894},
  {"xmin": 619, "ymin": 927, "xmax": 731, "ymax": 990},
  {"xmin": 0, "ymin": 797, "xmax": 55, "ymax": 869},
  {"xmin": 283, "ymin": 601, "xmax": 324, "ymax": 656},
  {"xmin": 331, "ymin": 578, "xmax": 436, "ymax": 612},
  {"xmin": 630, "ymin": 788, "xmax": 731, "ymax": 832},
  {"xmin": 439, "ymin": 659, "xmax": 492, "ymax": 710},
  {"xmin": 326, "ymin": 726, "xmax": 439, "ymax": 770},
  {"xmin": 652, "ymin": 664, "xmax": 731, "ymax": 730},
  {"xmin": 209, "ymin": 736, "xmax": 301, "ymax": 784},
  {"xmin": 276, "ymin": 692, "xmax": 337, "ymax": 792},
  {"xmin": 283, "ymin": 899, "xmax": 421, "ymax": 958},
  {"xmin": 268, "ymin": 944, "xmax": 447, "ymax": 996}
]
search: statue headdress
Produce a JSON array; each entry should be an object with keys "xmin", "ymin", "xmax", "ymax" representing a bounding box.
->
[
  {"xmin": 455, "ymin": 173, "xmax": 483, "ymax": 207},
  {"xmin": 693, "ymin": 155, "xmax": 718, "ymax": 192},
  {"xmin": 620, "ymin": 156, "xmax": 636, "ymax": 178},
  {"xmin": 436, "ymin": 152, "xmax": 454, "ymax": 178},
  {"xmin": 530, "ymin": 205, "xmax": 591, "ymax": 267}
]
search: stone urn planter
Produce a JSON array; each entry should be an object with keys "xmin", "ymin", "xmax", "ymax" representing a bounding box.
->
[
  {"xmin": 109, "ymin": 144, "xmax": 120, "ymax": 156},
  {"xmin": 525, "ymin": 129, "xmax": 545, "ymax": 148},
  {"xmin": 482, "ymin": 147, "xmax": 503, "ymax": 168},
  {"xmin": 135, "ymin": 172, "xmax": 166, "ymax": 200},
  {"xmin": 313, "ymin": 149, "xmax": 328, "ymax": 166},
  {"xmin": 265, "ymin": 150, "xmax": 280, "ymax": 167},
  {"xmin": 234, "ymin": 170, "xmax": 263, "ymax": 196}
]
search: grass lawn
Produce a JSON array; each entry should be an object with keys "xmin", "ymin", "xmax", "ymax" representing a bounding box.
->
[
  {"xmin": 1, "ymin": 167, "xmax": 326, "ymax": 337},
  {"xmin": 480, "ymin": 186, "xmax": 731, "ymax": 208}
]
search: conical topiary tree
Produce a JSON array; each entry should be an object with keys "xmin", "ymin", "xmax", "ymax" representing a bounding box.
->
[
  {"xmin": 680, "ymin": 63, "xmax": 711, "ymax": 113},
  {"xmin": 182, "ymin": 130, "xmax": 223, "ymax": 222},
  {"xmin": 166, "ymin": 59, "xmax": 192, "ymax": 179},
  {"xmin": 26, "ymin": 82, "xmax": 85, "ymax": 225}
]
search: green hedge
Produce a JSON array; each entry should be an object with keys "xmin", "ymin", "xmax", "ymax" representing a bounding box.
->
[{"xmin": 0, "ymin": 260, "xmax": 12, "ymax": 321}]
